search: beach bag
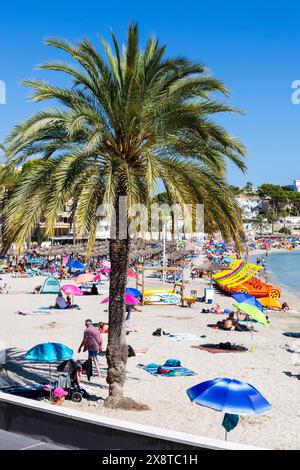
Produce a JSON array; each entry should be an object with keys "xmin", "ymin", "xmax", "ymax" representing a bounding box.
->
[{"xmin": 164, "ymin": 359, "xmax": 181, "ymax": 367}]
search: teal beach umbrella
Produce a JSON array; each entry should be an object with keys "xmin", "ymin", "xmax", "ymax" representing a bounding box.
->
[{"xmin": 24, "ymin": 342, "xmax": 73, "ymax": 400}]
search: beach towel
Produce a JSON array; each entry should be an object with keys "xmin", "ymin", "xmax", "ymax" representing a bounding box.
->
[
  {"xmin": 168, "ymin": 333, "xmax": 202, "ymax": 342},
  {"xmin": 239, "ymin": 319, "xmax": 258, "ymax": 324},
  {"xmin": 142, "ymin": 363, "xmax": 195, "ymax": 377},
  {"xmin": 207, "ymin": 324, "xmax": 250, "ymax": 332},
  {"xmin": 283, "ymin": 332, "xmax": 300, "ymax": 338},
  {"xmin": 1, "ymin": 384, "xmax": 54, "ymax": 399},
  {"xmin": 191, "ymin": 343, "xmax": 248, "ymax": 354},
  {"xmin": 15, "ymin": 309, "xmax": 51, "ymax": 316}
]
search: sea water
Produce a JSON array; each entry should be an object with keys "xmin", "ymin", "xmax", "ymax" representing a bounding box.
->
[{"xmin": 264, "ymin": 251, "xmax": 300, "ymax": 293}]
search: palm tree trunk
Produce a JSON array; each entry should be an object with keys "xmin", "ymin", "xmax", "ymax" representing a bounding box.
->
[
  {"xmin": 105, "ymin": 234, "xmax": 130, "ymax": 406},
  {"xmin": 104, "ymin": 196, "xmax": 148, "ymax": 411},
  {"xmin": 105, "ymin": 192, "xmax": 131, "ymax": 408}
]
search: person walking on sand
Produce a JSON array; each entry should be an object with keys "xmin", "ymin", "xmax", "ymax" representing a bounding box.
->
[{"xmin": 78, "ymin": 319, "xmax": 103, "ymax": 377}]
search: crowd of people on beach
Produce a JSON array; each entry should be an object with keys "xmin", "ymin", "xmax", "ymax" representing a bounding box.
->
[{"xmin": 0, "ymin": 236, "xmax": 297, "ymax": 414}]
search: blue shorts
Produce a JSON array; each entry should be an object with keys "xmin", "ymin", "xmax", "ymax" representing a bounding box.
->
[{"xmin": 88, "ymin": 351, "xmax": 98, "ymax": 357}]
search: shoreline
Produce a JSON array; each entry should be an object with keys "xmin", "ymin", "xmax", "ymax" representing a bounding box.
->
[{"xmin": 248, "ymin": 248, "xmax": 300, "ymax": 302}]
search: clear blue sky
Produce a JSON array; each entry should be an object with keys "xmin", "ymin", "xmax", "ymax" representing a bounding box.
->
[{"xmin": 1, "ymin": 0, "xmax": 299, "ymax": 187}]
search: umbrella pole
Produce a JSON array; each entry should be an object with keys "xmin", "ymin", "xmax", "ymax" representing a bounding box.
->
[
  {"xmin": 250, "ymin": 319, "xmax": 254, "ymax": 352},
  {"xmin": 225, "ymin": 429, "xmax": 228, "ymax": 441},
  {"xmin": 162, "ymin": 222, "xmax": 166, "ymax": 285},
  {"xmin": 49, "ymin": 363, "xmax": 52, "ymax": 402}
]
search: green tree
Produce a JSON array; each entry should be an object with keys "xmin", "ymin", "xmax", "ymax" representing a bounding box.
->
[
  {"xmin": 244, "ymin": 181, "xmax": 253, "ymax": 193},
  {"xmin": 2, "ymin": 24, "xmax": 246, "ymax": 407},
  {"xmin": 279, "ymin": 226, "xmax": 291, "ymax": 235},
  {"xmin": 258, "ymin": 184, "xmax": 292, "ymax": 213}
]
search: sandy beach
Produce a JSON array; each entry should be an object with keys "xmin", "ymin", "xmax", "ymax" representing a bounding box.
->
[{"xmin": 0, "ymin": 261, "xmax": 300, "ymax": 450}]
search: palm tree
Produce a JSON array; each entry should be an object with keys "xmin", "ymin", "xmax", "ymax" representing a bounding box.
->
[
  {"xmin": 2, "ymin": 24, "xmax": 246, "ymax": 408},
  {"xmin": 0, "ymin": 151, "xmax": 20, "ymax": 222},
  {"xmin": 279, "ymin": 209, "xmax": 288, "ymax": 231},
  {"xmin": 266, "ymin": 210, "xmax": 278, "ymax": 234},
  {"xmin": 244, "ymin": 181, "xmax": 253, "ymax": 193},
  {"xmin": 252, "ymin": 215, "xmax": 268, "ymax": 235}
]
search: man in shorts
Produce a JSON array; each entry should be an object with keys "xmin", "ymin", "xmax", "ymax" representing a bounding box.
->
[{"xmin": 78, "ymin": 319, "xmax": 103, "ymax": 377}]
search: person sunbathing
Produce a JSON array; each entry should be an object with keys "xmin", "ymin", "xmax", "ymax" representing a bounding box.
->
[
  {"xmin": 212, "ymin": 304, "xmax": 223, "ymax": 314},
  {"xmin": 32, "ymin": 285, "xmax": 42, "ymax": 294},
  {"xmin": 66, "ymin": 294, "xmax": 72, "ymax": 308},
  {"xmin": 99, "ymin": 322, "xmax": 109, "ymax": 333},
  {"xmin": 98, "ymin": 321, "xmax": 138, "ymax": 335},
  {"xmin": 236, "ymin": 309, "xmax": 250, "ymax": 321},
  {"xmin": 281, "ymin": 302, "xmax": 290, "ymax": 312},
  {"xmin": 99, "ymin": 344, "xmax": 148, "ymax": 358},
  {"xmin": 0, "ymin": 283, "xmax": 9, "ymax": 294},
  {"xmin": 220, "ymin": 313, "xmax": 243, "ymax": 331}
]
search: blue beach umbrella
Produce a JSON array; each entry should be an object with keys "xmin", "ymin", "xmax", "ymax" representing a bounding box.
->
[
  {"xmin": 187, "ymin": 377, "xmax": 271, "ymax": 440},
  {"xmin": 67, "ymin": 260, "xmax": 84, "ymax": 270},
  {"xmin": 125, "ymin": 287, "xmax": 142, "ymax": 298},
  {"xmin": 24, "ymin": 343, "xmax": 73, "ymax": 399},
  {"xmin": 232, "ymin": 292, "xmax": 264, "ymax": 312}
]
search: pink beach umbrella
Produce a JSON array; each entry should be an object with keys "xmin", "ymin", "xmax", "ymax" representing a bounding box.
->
[
  {"xmin": 101, "ymin": 293, "xmax": 141, "ymax": 305},
  {"xmin": 100, "ymin": 267, "xmax": 111, "ymax": 274},
  {"xmin": 93, "ymin": 273, "xmax": 107, "ymax": 282},
  {"xmin": 61, "ymin": 285, "xmax": 83, "ymax": 296},
  {"xmin": 100, "ymin": 267, "xmax": 137, "ymax": 280}
]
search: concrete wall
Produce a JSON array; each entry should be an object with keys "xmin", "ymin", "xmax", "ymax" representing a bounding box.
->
[{"xmin": 0, "ymin": 392, "xmax": 263, "ymax": 450}]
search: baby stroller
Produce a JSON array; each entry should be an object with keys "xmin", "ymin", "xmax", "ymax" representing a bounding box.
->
[{"xmin": 57, "ymin": 359, "xmax": 89, "ymax": 403}]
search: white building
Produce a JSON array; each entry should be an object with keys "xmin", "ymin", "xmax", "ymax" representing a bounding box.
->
[
  {"xmin": 236, "ymin": 196, "xmax": 262, "ymax": 220},
  {"xmin": 293, "ymin": 180, "xmax": 300, "ymax": 192}
]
